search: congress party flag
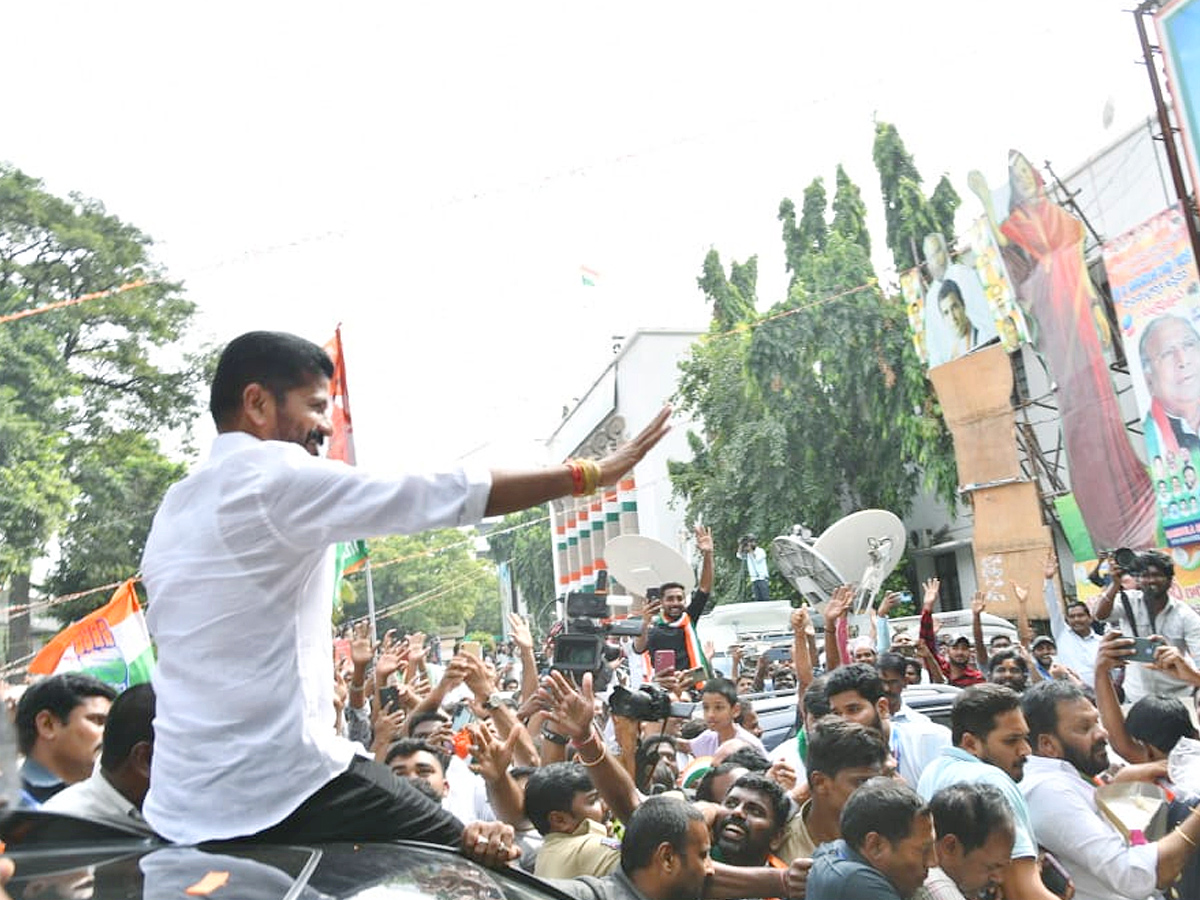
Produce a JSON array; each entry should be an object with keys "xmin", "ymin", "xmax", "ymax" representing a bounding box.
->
[
  {"xmin": 29, "ymin": 579, "xmax": 154, "ymax": 690},
  {"xmin": 323, "ymin": 326, "xmax": 370, "ymax": 606}
]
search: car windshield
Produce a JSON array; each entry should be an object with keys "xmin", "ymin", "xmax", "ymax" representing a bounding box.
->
[{"xmin": 1, "ymin": 818, "xmax": 570, "ymax": 900}]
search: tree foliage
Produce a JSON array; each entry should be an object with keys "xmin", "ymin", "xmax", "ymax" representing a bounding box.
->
[
  {"xmin": 871, "ymin": 122, "xmax": 959, "ymax": 272},
  {"xmin": 487, "ymin": 506, "xmax": 555, "ymax": 636},
  {"xmin": 339, "ymin": 530, "xmax": 498, "ymax": 638},
  {"xmin": 0, "ymin": 166, "xmax": 205, "ymax": 649},
  {"xmin": 672, "ymin": 154, "xmax": 958, "ymax": 601}
]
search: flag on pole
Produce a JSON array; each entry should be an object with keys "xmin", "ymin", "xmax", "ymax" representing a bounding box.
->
[
  {"xmin": 29, "ymin": 579, "xmax": 154, "ymax": 690},
  {"xmin": 323, "ymin": 326, "xmax": 370, "ymax": 605},
  {"xmin": 580, "ymin": 265, "xmax": 601, "ymax": 287}
]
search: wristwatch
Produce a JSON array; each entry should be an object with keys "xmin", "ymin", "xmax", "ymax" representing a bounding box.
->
[
  {"xmin": 482, "ymin": 691, "xmax": 505, "ymax": 711},
  {"xmin": 541, "ymin": 726, "xmax": 570, "ymax": 745}
]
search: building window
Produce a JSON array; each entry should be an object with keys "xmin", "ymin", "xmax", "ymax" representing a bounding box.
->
[{"xmin": 934, "ymin": 552, "xmax": 963, "ymax": 611}]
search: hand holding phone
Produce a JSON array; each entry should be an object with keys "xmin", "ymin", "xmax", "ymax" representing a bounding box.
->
[
  {"xmin": 653, "ymin": 650, "xmax": 675, "ymax": 674},
  {"xmin": 1129, "ymin": 636, "xmax": 1167, "ymax": 664}
]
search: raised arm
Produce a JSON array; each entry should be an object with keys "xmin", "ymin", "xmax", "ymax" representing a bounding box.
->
[
  {"xmin": 790, "ymin": 607, "xmax": 815, "ymax": 693},
  {"xmin": 823, "ymin": 585, "xmax": 853, "ymax": 671},
  {"xmin": 971, "ymin": 592, "xmax": 990, "ymax": 669},
  {"xmin": 632, "ymin": 596, "xmax": 661, "ymax": 656},
  {"xmin": 919, "ymin": 578, "xmax": 949, "ymax": 678},
  {"xmin": 485, "ymin": 407, "xmax": 670, "ymax": 516},
  {"xmin": 1011, "ymin": 582, "xmax": 1035, "ymax": 647},
  {"xmin": 695, "ymin": 525, "xmax": 714, "ymax": 595},
  {"xmin": 507, "ymin": 613, "xmax": 540, "ymax": 706},
  {"xmin": 541, "ymin": 671, "xmax": 642, "ymax": 824},
  {"xmin": 1094, "ymin": 631, "xmax": 1148, "ymax": 763}
]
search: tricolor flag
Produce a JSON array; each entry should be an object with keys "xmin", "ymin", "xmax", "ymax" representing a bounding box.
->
[
  {"xmin": 580, "ymin": 265, "xmax": 600, "ymax": 287},
  {"xmin": 323, "ymin": 326, "xmax": 369, "ymax": 604},
  {"xmin": 29, "ymin": 579, "xmax": 154, "ymax": 690}
]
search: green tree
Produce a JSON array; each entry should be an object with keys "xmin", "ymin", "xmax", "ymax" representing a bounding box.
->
[
  {"xmin": 672, "ymin": 165, "xmax": 958, "ymax": 600},
  {"xmin": 872, "ymin": 122, "xmax": 958, "ymax": 272},
  {"xmin": 487, "ymin": 506, "xmax": 555, "ymax": 636},
  {"xmin": 340, "ymin": 530, "xmax": 497, "ymax": 638},
  {"xmin": 44, "ymin": 432, "xmax": 187, "ymax": 622},
  {"xmin": 0, "ymin": 166, "xmax": 203, "ymax": 657}
]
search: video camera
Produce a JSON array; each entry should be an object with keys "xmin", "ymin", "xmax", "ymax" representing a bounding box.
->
[
  {"xmin": 551, "ymin": 573, "xmax": 644, "ymax": 676},
  {"xmin": 609, "ymin": 684, "xmax": 697, "ymax": 721}
]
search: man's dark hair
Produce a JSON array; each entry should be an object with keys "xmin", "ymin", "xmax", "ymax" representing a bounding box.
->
[
  {"xmin": 16, "ymin": 674, "xmax": 117, "ymax": 755},
  {"xmin": 951, "ymin": 683, "xmax": 1022, "ymax": 746},
  {"xmin": 1141, "ymin": 549, "xmax": 1175, "ymax": 580},
  {"xmin": 877, "ymin": 652, "xmax": 907, "ymax": 676},
  {"xmin": 679, "ymin": 718, "xmax": 707, "ymax": 740},
  {"xmin": 987, "ymin": 648, "xmax": 1028, "ymax": 676},
  {"xmin": 724, "ymin": 746, "xmax": 771, "ymax": 772},
  {"xmin": 728, "ymin": 772, "xmax": 790, "ymax": 832},
  {"xmin": 621, "ymin": 795, "xmax": 705, "ymax": 874},
  {"xmin": 803, "ymin": 676, "xmax": 831, "ymax": 719},
  {"xmin": 702, "ymin": 677, "xmax": 738, "ymax": 707},
  {"xmin": 209, "ymin": 331, "xmax": 334, "ymax": 427},
  {"xmin": 929, "ymin": 782, "xmax": 1015, "ymax": 853},
  {"xmin": 1126, "ymin": 694, "xmax": 1198, "ymax": 754},
  {"xmin": 659, "ymin": 581, "xmax": 687, "ymax": 596},
  {"xmin": 825, "ymin": 663, "xmax": 885, "ymax": 705},
  {"xmin": 1021, "ymin": 680, "xmax": 1088, "ymax": 746},
  {"xmin": 100, "ymin": 683, "xmax": 155, "ymax": 771},
  {"xmin": 635, "ymin": 735, "xmax": 678, "ymax": 793},
  {"xmin": 806, "ymin": 715, "xmax": 887, "ymax": 786},
  {"xmin": 524, "ymin": 762, "xmax": 594, "ymax": 835},
  {"xmin": 1065, "ymin": 601, "xmax": 1091, "ymax": 618},
  {"xmin": 938, "ymin": 278, "xmax": 964, "ymax": 303},
  {"xmin": 406, "ymin": 709, "xmax": 450, "ymax": 736},
  {"xmin": 384, "ymin": 738, "xmax": 450, "ymax": 776},
  {"xmin": 841, "ymin": 777, "xmax": 929, "ymax": 851}
]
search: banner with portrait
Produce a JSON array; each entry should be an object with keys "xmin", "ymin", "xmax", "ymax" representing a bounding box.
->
[
  {"xmin": 901, "ymin": 223, "xmax": 1029, "ymax": 370},
  {"xmin": 1103, "ymin": 204, "xmax": 1200, "ymax": 547}
]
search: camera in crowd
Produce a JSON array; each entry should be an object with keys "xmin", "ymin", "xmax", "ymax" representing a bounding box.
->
[
  {"xmin": 738, "ymin": 534, "xmax": 756, "ymax": 552},
  {"xmin": 608, "ymin": 683, "xmax": 697, "ymax": 721},
  {"xmin": 551, "ymin": 572, "xmax": 643, "ymax": 678}
]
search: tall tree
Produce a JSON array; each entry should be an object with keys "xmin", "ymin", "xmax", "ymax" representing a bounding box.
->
[
  {"xmin": 672, "ymin": 166, "xmax": 958, "ymax": 600},
  {"xmin": 698, "ymin": 249, "xmax": 758, "ymax": 332},
  {"xmin": 0, "ymin": 166, "xmax": 203, "ymax": 656},
  {"xmin": 338, "ymin": 530, "xmax": 497, "ymax": 638},
  {"xmin": 487, "ymin": 506, "xmax": 555, "ymax": 635},
  {"xmin": 780, "ymin": 178, "xmax": 828, "ymax": 285},
  {"xmin": 872, "ymin": 122, "xmax": 958, "ymax": 272},
  {"xmin": 831, "ymin": 164, "xmax": 870, "ymax": 253}
]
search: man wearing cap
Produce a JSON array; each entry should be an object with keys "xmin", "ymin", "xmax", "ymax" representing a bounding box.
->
[
  {"xmin": 920, "ymin": 580, "xmax": 984, "ymax": 687},
  {"xmin": 1029, "ymin": 637, "xmax": 1055, "ymax": 681}
]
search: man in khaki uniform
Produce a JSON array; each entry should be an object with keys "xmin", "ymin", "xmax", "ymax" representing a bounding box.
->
[{"xmin": 528, "ymin": 762, "xmax": 621, "ymax": 879}]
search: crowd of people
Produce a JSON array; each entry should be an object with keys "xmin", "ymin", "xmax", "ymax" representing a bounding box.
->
[{"xmin": 8, "ymin": 330, "xmax": 1200, "ymax": 900}]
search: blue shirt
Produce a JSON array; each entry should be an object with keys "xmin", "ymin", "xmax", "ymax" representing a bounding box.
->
[
  {"xmin": 808, "ymin": 839, "xmax": 903, "ymax": 900},
  {"xmin": 916, "ymin": 746, "xmax": 1036, "ymax": 859}
]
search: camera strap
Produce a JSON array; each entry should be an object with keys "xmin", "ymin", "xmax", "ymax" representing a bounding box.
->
[{"xmin": 1118, "ymin": 590, "xmax": 1138, "ymax": 638}]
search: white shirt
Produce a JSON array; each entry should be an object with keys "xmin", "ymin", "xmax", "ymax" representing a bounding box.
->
[
  {"xmin": 1020, "ymin": 755, "xmax": 1159, "ymax": 900},
  {"xmin": 141, "ymin": 432, "xmax": 491, "ymax": 843},
  {"xmin": 43, "ymin": 771, "xmax": 154, "ymax": 835},
  {"xmin": 890, "ymin": 718, "xmax": 951, "ymax": 788},
  {"xmin": 1042, "ymin": 580, "xmax": 1102, "ymax": 686},
  {"xmin": 1101, "ymin": 588, "xmax": 1200, "ymax": 701}
]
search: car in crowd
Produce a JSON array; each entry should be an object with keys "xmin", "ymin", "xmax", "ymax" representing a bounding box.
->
[{"xmin": 0, "ymin": 810, "xmax": 575, "ymax": 900}]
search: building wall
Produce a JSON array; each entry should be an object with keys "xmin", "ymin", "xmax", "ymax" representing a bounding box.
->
[{"xmin": 545, "ymin": 329, "xmax": 703, "ymax": 596}]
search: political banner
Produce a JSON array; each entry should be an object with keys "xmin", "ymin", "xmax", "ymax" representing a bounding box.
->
[{"xmin": 1103, "ymin": 204, "xmax": 1200, "ymax": 547}]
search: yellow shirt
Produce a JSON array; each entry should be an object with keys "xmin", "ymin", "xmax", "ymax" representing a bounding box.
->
[{"xmin": 534, "ymin": 818, "xmax": 622, "ymax": 880}]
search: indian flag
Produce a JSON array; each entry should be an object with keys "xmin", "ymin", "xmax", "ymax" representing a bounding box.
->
[
  {"xmin": 29, "ymin": 579, "xmax": 154, "ymax": 690},
  {"xmin": 581, "ymin": 265, "xmax": 600, "ymax": 287},
  {"xmin": 324, "ymin": 326, "xmax": 370, "ymax": 605}
]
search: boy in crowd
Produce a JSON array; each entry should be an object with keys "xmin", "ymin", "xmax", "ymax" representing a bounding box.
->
[{"xmin": 687, "ymin": 678, "xmax": 767, "ymax": 757}]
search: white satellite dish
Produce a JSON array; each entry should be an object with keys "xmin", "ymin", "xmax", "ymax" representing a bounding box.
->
[
  {"xmin": 771, "ymin": 509, "xmax": 907, "ymax": 613},
  {"xmin": 604, "ymin": 534, "xmax": 696, "ymax": 596}
]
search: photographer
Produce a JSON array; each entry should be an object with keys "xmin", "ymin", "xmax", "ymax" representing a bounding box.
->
[
  {"xmin": 1093, "ymin": 549, "xmax": 1200, "ymax": 701},
  {"xmin": 737, "ymin": 535, "xmax": 770, "ymax": 603},
  {"xmin": 633, "ymin": 525, "xmax": 715, "ymax": 675}
]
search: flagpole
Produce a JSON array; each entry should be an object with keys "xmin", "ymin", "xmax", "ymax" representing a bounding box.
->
[{"xmin": 364, "ymin": 559, "xmax": 378, "ymax": 645}]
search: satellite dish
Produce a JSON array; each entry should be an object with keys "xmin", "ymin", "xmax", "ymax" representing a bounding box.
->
[
  {"xmin": 604, "ymin": 535, "xmax": 695, "ymax": 596},
  {"xmin": 772, "ymin": 509, "xmax": 907, "ymax": 613}
]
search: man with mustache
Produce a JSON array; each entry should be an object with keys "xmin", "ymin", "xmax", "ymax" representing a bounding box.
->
[
  {"xmin": 1020, "ymin": 680, "xmax": 1200, "ymax": 900},
  {"xmin": 140, "ymin": 330, "xmax": 670, "ymax": 851}
]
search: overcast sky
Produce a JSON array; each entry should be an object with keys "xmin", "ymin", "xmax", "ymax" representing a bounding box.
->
[{"xmin": 3, "ymin": 2, "xmax": 1158, "ymax": 470}]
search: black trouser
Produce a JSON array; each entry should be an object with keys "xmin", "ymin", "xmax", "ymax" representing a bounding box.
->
[
  {"xmin": 241, "ymin": 756, "xmax": 464, "ymax": 845},
  {"xmin": 751, "ymin": 579, "xmax": 770, "ymax": 602}
]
